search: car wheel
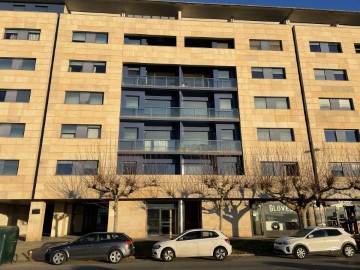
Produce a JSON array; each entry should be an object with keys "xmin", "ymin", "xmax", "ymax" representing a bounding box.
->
[
  {"xmin": 343, "ymin": 244, "xmax": 355, "ymax": 258},
  {"xmin": 161, "ymin": 248, "xmax": 175, "ymax": 262},
  {"xmin": 108, "ymin": 249, "xmax": 122, "ymax": 264},
  {"xmin": 294, "ymin": 246, "xmax": 307, "ymax": 259},
  {"xmin": 213, "ymin": 246, "xmax": 227, "ymax": 261},
  {"xmin": 51, "ymin": 251, "xmax": 66, "ymax": 265}
]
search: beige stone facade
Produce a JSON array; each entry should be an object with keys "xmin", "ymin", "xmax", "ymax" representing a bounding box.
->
[{"xmin": 0, "ymin": 1, "xmax": 359, "ymax": 241}]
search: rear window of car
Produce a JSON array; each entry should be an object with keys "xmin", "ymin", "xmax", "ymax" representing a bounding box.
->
[
  {"xmin": 111, "ymin": 233, "xmax": 130, "ymax": 241},
  {"xmin": 326, "ymin": 229, "xmax": 342, "ymax": 237},
  {"xmin": 202, "ymin": 231, "xmax": 219, "ymax": 238}
]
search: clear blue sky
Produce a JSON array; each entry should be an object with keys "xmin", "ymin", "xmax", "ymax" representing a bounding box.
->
[{"xmin": 167, "ymin": 0, "xmax": 360, "ymax": 11}]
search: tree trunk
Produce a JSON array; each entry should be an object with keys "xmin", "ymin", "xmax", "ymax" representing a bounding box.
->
[
  {"xmin": 113, "ymin": 197, "xmax": 119, "ymax": 232},
  {"xmin": 296, "ymin": 207, "xmax": 308, "ymax": 229},
  {"xmin": 219, "ymin": 197, "xmax": 224, "ymax": 231}
]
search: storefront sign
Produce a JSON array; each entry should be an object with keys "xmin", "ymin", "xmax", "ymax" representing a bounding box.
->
[{"xmin": 268, "ymin": 204, "xmax": 293, "ymax": 212}]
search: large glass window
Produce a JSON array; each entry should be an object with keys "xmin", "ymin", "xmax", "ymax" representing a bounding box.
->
[
  {"xmin": 4, "ymin": 29, "xmax": 40, "ymax": 41},
  {"xmin": 0, "ymin": 90, "xmax": 30, "ymax": 103},
  {"xmin": 124, "ymin": 128, "xmax": 138, "ymax": 140},
  {"xmin": 0, "ymin": 58, "xmax": 36, "ymax": 70},
  {"xmin": 263, "ymin": 202, "xmax": 300, "ymax": 231},
  {"xmin": 125, "ymin": 96, "xmax": 139, "ymax": 108},
  {"xmin": 65, "ymin": 91, "xmax": 103, "ymax": 105},
  {"xmin": 319, "ymin": 98, "xmax": 353, "ymax": 110},
  {"xmin": 250, "ymin": 40, "xmax": 282, "ymax": 51},
  {"xmin": 324, "ymin": 129, "xmax": 359, "ymax": 142},
  {"xmin": 309, "ymin": 42, "xmax": 342, "ymax": 53},
  {"xmin": 314, "ymin": 69, "xmax": 347, "ymax": 81},
  {"xmin": 72, "ymin": 32, "xmax": 108, "ymax": 44},
  {"xmin": 56, "ymin": 160, "xmax": 98, "ymax": 175}
]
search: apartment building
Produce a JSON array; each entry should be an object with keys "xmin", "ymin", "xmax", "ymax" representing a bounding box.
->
[{"xmin": 0, "ymin": 0, "xmax": 359, "ymax": 241}]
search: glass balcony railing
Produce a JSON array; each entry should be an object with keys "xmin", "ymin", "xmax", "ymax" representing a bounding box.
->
[
  {"xmin": 118, "ymin": 139, "xmax": 242, "ymax": 152},
  {"xmin": 121, "ymin": 107, "xmax": 240, "ymax": 119},
  {"xmin": 122, "ymin": 76, "xmax": 237, "ymax": 89}
]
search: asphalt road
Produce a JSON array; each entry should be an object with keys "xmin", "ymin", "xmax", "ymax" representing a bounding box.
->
[{"xmin": 1, "ymin": 254, "xmax": 359, "ymax": 270}]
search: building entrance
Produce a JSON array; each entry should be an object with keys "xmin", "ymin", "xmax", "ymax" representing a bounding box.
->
[{"xmin": 147, "ymin": 204, "xmax": 177, "ymax": 236}]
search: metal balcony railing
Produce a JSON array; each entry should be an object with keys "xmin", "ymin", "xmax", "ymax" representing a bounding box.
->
[
  {"xmin": 121, "ymin": 107, "xmax": 240, "ymax": 119},
  {"xmin": 118, "ymin": 139, "xmax": 242, "ymax": 152},
  {"xmin": 122, "ymin": 76, "xmax": 237, "ymax": 89}
]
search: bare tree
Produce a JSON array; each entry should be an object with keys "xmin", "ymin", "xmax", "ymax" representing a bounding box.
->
[
  {"xmin": 189, "ymin": 153, "xmax": 246, "ymax": 231},
  {"xmin": 79, "ymin": 141, "xmax": 157, "ymax": 232},
  {"xmin": 246, "ymin": 143, "xmax": 354, "ymax": 228},
  {"xmin": 48, "ymin": 174, "xmax": 89, "ymax": 199}
]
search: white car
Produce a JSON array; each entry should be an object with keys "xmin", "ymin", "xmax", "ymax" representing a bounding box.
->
[
  {"xmin": 274, "ymin": 226, "xmax": 358, "ymax": 259},
  {"xmin": 152, "ymin": 229, "xmax": 232, "ymax": 262}
]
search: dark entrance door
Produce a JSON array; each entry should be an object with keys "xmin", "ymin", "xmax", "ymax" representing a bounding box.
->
[
  {"xmin": 42, "ymin": 203, "xmax": 54, "ymax": 236},
  {"xmin": 184, "ymin": 201, "xmax": 201, "ymax": 230},
  {"xmin": 71, "ymin": 203, "xmax": 108, "ymax": 235}
]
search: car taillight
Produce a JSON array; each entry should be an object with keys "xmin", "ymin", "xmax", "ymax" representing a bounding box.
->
[
  {"xmin": 225, "ymin": 238, "xmax": 230, "ymax": 244},
  {"xmin": 125, "ymin": 240, "xmax": 133, "ymax": 245}
]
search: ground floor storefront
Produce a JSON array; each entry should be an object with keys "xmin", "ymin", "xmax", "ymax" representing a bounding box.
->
[{"xmin": 0, "ymin": 199, "xmax": 358, "ymax": 241}]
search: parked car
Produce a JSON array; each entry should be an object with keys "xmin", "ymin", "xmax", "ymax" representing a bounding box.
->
[
  {"xmin": 274, "ymin": 226, "xmax": 357, "ymax": 259},
  {"xmin": 45, "ymin": 232, "xmax": 135, "ymax": 265},
  {"xmin": 152, "ymin": 229, "xmax": 232, "ymax": 262}
]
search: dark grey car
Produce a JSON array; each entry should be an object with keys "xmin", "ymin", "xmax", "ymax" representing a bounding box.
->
[{"xmin": 45, "ymin": 232, "xmax": 135, "ymax": 265}]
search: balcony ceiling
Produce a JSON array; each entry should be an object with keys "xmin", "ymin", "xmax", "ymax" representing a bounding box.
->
[{"xmin": 3, "ymin": 0, "xmax": 360, "ymax": 26}]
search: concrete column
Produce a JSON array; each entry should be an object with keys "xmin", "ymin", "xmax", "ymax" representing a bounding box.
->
[
  {"xmin": 178, "ymin": 200, "xmax": 184, "ymax": 233},
  {"xmin": 177, "ymin": 10, "xmax": 182, "ymax": 20},
  {"xmin": 26, "ymin": 201, "xmax": 46, "ymax": 241},
  {"xmin": 51, "ymin": 203, "xmax": 72, "ymax": 237},
  {"xmin": 107, "ymin": 201, "xmax": 115, "ymax": 232}
]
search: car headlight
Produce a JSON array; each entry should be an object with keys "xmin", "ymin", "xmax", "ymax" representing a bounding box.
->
[
  {"xmin": 153, "ymin": 244, "xmax": 161, "ymax": 249},
  {"xmin": 282, "ymin": 241, "xmax": 292, "ymax": 245}
]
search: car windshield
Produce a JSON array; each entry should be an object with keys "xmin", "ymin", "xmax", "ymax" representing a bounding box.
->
[{"xmin": 291, "ymin": 229, "xmax": 313, "ymax": 238}]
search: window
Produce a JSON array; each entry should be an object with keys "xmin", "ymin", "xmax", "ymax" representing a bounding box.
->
[
  {"xmin": 181, "ymin": 231, "xmax": 202, "ymax": 240},
  {"xmin": 124, "ymin": 128, "xmax": 138, "ymax": 140},
  {"xmin": 355, "ymin": 44, "xmax": 360, "ymax": 54},
  {"xmin": 257, "ymin": 128, "xmax": 294, "ymax": 142},
  {"xmin": 331, "ymin": 163, "xmax": 360, "ymax": 177},
  {"xmin": 309, "ymin": 42, "xmax": 342, "ymax": 53},
  {"xmin": 0, "ymin": 58, "xmax": 36, "ymax": 70},
  {"xmin": 326, "ymin": 229, "xmax": 342, "ymax": 237},
  {"xmin": 61, "ymin": 125, "xmax": 101, "ymax": 139},
  {"xmin": 0, "ymin": 160, "xmax": 19, "ymax": 175},
  {"xmin": 0, "ymin": 123, "xmax": 25, "ymax": 137},
  {"xmin": 261, "ymin": 162, "xmax": 299, "ymax": 176},
  {"xmin": 127, "ymin": 67, "xmax": 140, "ymax": 76},
  {"xmin": 125, "ymin": 96, "xmax": 139, "ymax": 108},
  {"xmin": 201, "ymin": 231, "xmax": 219, "ymax": 238},
  {"xmin": 125, "ymin": 35, "xmax": 176, "ymax": 46},
  {"xmin": 72, "ymin": 32, "xmax": 108, "ymax": 44},
  {"xmin": 12, "ymin": 5, "xmax": 25, "ymax": 11},
  {"xmin": 251, "ymin": 67, "xmax": 286, "ymax": 79},
  {"xmin": 185, "ymin": 37, "xmax": 234, "ymax": 49},
  {"xmin": 0, "ymin": 90, "xmax": 30, "ymax": 103},
  {"xmin": 69, "ymin": 61, "xmax": 106, "ymax": 73},
  {"xmin": 310, "ymin": 230, "xmax": 326, "ymax": 238},
  {"xmin": 4, "ymin": 29, "xmax": 40, "ymax": 41},
  {"xmin": 34, "ymin": 5, "xmax": 48, "ymax": 12},
  {"xmin": 249, "ymin": 40, "xmax": 282, "ymax": 51},
  {"xmin": 314, "ymin": 69, "xmax": 347, "ymax": 81},
  {"xmin": 143, "ymin": 163, "xmax": 176, "ymax": 174},
  {"xmin": 219, "ymin": 99, "xmax": 232, "ymax": 110},
  {"xmin": 64, "ymin": 91, "xmax": 103, "ymax": 105},
  {"xmin": 121, "ymin": 162, "xmax": 137, "ymax": 174},
  {"xmin": 254, "ymin": 97, "xmax": 289, "ymax": 109},
  {"xmin": 319, "ymin": 98, "xmax": 353, "ymax": 110},
  {"xmin": 324, "ymin": 129, "xmax": 359, "ymax": 142},
  {"xmin": 56, "ymin": 160, "xmax": 98, "ymax": 175}
]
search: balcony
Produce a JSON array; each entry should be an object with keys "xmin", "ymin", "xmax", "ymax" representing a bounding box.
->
[
  {"xmin": 118, "ymin": 139, "xmax": 242, "ymax": 153},
  {"xmin": 122, "ymin": 76, "xmax": 237, "ymax": 89},
  {"xmin": 121, "ymin": 107, "xmax": 240, "ymax": 120}
]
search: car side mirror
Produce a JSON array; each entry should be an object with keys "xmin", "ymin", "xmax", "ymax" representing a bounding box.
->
[{"xmin": 307, "ymin": 235, "xmax": 314, "ymax": 239}]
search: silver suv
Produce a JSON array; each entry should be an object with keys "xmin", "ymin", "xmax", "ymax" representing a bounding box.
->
[{"xmin": 274, "ymin": 226, "xmax": 357, "ymax": 259}]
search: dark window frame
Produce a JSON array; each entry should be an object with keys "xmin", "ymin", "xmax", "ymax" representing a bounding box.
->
[
  {"xmin": 0, "ymin": 89, "xmax": 31, "ymax": 103},
  {"xmin": 309, "ymin": 41, "xmax": 342, "ymax": 53},
  {"xmin": 254, "ymin": 97, "xmax": 290, "ymax": 109},
  {"xmin": 56, "ymin": 160, "xmax": 98, "ymax": 175},
  {"xmin": 251, "ymin": 67, "xmax": 286, "ymax": 79},
  {"xmin": 324, "ymin": 129, "xmax": 359, "ymax": 142},
  {"xmin": 249, "ymin": 39, "xmax": 282, "ymax": 51},
  {"xmin": 64, "ymin": 91, "xmax": 104, "ymax": 105},
  {"xmin": 319, "ymin": 98, "xmax": 354, "ymax": 111},
  {"xmin": 72, "ymin": 31, "xmax": 108, "ymax": 44}
]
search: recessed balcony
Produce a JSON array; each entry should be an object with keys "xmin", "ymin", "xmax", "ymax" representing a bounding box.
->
[
  {"xmin": 122, "ymin": 76, "xmax": 237, "ymax": 89},
  {"xmin": 120, "ymin": 107, "xmax": 240, "ymax": 120},
  {"xmin": 118, "ymin": 139, "xmax": 242, "ymax": 153}
]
